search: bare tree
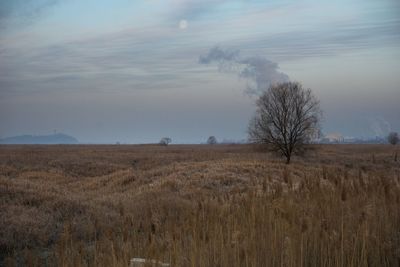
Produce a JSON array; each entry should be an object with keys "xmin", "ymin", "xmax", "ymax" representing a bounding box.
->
[
  {"xmin": 207, "ymin": 136, "xmax": 217, "ymax": 145},
  {"xmin": 388, "ymin": 132, "xmax": 399, "ymax": 145},
  {"xmin": 159, "ymin": 137, "xmax": 172, "ymax": 146},
  {"xmin": 248, "ymin": 82, "xmax": 322, "ymax": 164}
]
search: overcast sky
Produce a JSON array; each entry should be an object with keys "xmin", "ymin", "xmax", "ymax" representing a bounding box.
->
[{"xmin": 0, "ymin": 0, "xmax": 399, "ymax": 143}]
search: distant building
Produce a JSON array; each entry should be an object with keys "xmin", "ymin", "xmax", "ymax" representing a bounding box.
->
[
  {"xmin": 321, "ymin": 133, "xmax": 344, "ymax": 143},
  {"xmin": 318, "ymin": 134, "xmax": 387, "ymax": 144}
]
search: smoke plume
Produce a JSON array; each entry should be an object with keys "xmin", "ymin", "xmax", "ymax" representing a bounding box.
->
[
  {"xmin": 199, "ymin": 46, "xmax": 289, "ymax": 95},
  {"xmin": 368, "ymin": 117, "xmax": 392, "ymax": 137},
  {"xmin": 199, "ymin": 46, "xmax": 240, "ymax": 64}
]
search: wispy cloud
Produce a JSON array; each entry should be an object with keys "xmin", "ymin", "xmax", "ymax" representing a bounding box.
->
[
  {"xmin": 0, "ymin": 0, "xmax": 62, "ymax": 29},
  {"xmin": 238, "ymin": 18, "xmax": 400, "ymax": 61},
  {"xmin": 169, "ymin": 0, "xmax": 226, "ymax": 20}
]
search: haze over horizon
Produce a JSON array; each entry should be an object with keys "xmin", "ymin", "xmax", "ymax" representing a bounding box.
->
[{"xmin": 1, "ymin": 0, "xmax": 399, "ymax": 143}]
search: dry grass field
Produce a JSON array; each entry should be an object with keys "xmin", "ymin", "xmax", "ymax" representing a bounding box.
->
[{"xmin": 0, "ymin": 144, "xmax": 399, "ymax": 266}]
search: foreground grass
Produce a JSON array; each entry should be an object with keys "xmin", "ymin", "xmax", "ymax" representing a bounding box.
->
[{"xmin": 0, "ymin": 144, "xmax": 399, "ymax": 266}]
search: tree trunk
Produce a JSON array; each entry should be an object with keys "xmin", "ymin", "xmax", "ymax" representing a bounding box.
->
[{"xmin": 286, "ymin": 154, "xmax": 291, "ymax": 164}]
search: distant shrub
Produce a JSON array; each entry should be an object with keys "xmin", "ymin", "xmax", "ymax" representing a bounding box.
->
[
  {"xmin": 388, "ymin": 132, "xmax": 399, "ymax": 145},
  {"xmin": 159, "ymin": 137, "xmax": 172, "ymax": 146},
  {"xmin": 207, "ymin": 136, "xmax": 217, "ymax": 145}
]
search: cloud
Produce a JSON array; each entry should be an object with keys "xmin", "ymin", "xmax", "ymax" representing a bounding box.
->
[
  {"xmin": 231, "ymin": 17, "xmax": 400, "ymax": 62},
  {"xmin": 199, "ymin": 46, "xmax": 289, "ymax": 95},
  {"xmin": 0, "ymin": 25, "xmax": 208, "ymax": 96},
  {"xmin": 171, "ymin": 0, "xmax": 225, "ymax": 21},
  {"xmin": 0, "ymin": 0, "xmax": 61, "ymax": 29}
]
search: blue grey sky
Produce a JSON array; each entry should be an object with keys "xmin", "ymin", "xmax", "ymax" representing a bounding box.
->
[{"xmin": 0, "ymin": 0, "xmax": 399, "ymax": 143}]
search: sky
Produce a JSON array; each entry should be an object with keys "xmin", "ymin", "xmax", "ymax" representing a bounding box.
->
[{"xmin": 0, "ymin": 0, "xmax": 399, "ymax": 143}]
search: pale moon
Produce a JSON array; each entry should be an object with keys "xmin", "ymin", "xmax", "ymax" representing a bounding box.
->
[{"xmin": 179, "ymin": 19, "xmax": 188, "ymax": 30}]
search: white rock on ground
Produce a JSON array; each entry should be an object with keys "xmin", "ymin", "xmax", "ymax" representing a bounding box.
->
[{"xmin": 130, "ymin": 258, "xmax": 170, "ymax": 267}]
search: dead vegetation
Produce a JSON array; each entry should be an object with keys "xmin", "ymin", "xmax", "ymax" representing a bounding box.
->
[{"xmin": 0, "ymin": 144, "xmax": 399, "ymax": 266}]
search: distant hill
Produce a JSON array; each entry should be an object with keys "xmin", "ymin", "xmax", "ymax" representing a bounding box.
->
[{"xmin": 0, "ymin": 133, "xmax": 79, "ymax": 144}]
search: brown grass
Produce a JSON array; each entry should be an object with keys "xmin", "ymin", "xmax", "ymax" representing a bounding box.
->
[{"xmin": 0, "ymin": 144, "xmax": 399, "ymax": 266}]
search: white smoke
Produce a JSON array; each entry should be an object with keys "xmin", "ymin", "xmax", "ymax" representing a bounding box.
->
[
  {"xmin": 199, "ymin": 46, "xmax": 240, "ymax": 63},
  {"xmin": 199, "ymin": 46, "xmax": 289, "ymax": 95},
  {"xmin": 368, "ymin": 117, "xmax": 392, "ymax": 137}
]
